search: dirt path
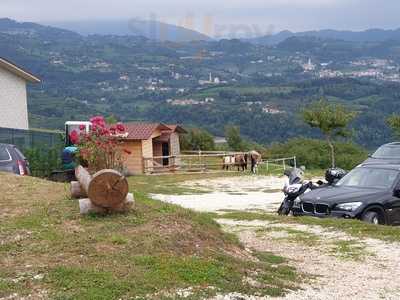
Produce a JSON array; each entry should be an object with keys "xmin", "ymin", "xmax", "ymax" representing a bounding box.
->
[
  {"xmin": 153, "ymin": 175, "xmax": 400, "ymax": 299},
  {"xmin": 215, "ymin": 219, "xmax": 400, "ymax": 300}
]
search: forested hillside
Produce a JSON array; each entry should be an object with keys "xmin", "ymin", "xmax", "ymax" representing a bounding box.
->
[{"xmin": 1, "ymin": 18, "xmax": 400, "ymax": 148}]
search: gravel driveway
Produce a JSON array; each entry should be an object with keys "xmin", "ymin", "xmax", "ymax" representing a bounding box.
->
[
  {"xmin": 215, "ymin": 219, "xmax": 400, "ymax": 300},
  {"xmin": 152, "ymin": 175, "xmax": 400, "ymax": 299},
  {"xmin": 151, "ymin": 176, "xmax": 286, "ymax": 212}
]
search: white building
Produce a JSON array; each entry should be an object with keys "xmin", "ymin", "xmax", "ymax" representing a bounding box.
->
[
  {"xmin": 199, "ymin": 73, "xmax": 224, "ymax": 85},
  {"xmin": 0, "ymin": 57, "xmax": 40, "ymax": 130},
  {"xmin": 303, "ymin": 58, "xmax": 316, "ymax": 72}
]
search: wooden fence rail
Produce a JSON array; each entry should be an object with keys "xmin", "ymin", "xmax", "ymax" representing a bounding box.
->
[{"xmin": 143, "ymin": 153, "xmax": 297, "ymax": 174}]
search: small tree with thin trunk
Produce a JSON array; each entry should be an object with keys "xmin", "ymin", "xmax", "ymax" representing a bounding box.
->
[
  {"xmin": 303, "ymin": 99, "xmax": 357, "ymax": 168},
  {"xmin": 225, "ymin": 125, "xmax": 245, "ymax": 151},
  {"xmin": 387, "ymin": 115, "xmax": 400, "ymax": 139}
]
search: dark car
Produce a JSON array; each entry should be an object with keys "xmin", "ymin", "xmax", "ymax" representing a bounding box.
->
[
  {"xmin": 294, "ymin": 163, "xmax": 400, "ymax": 225},
  {"xmin": 364, "ymin": 142, "xmax": 400, "ymax": 164},
  {"xmin": 0, "ymin": 143, "xmax": 30, "ymax": 176}
]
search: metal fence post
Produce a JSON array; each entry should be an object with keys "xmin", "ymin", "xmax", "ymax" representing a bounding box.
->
[{"xmin": 11, "ymin": 128, "xmax": 15, "ymax": 145}]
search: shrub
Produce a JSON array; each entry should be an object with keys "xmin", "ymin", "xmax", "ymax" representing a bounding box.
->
[
  {"xmin": 180, "ymin": 128, "xmax": 216, "ymax": 151},
  {"xmin": 70, "ymin": 116, "xmax": 129, "ymax": 172},
  {"xmin": 268, "ymin": 138, "xmax": 368, "ymax": 170},
  {"xmin": 24, "ymin": 146, "xmax": 63, "ymax": 178}
]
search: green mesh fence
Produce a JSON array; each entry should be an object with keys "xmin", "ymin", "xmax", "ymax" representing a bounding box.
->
[
  {"xmin": 0, "ymin": 127, "xmax": 63, "ymax": 149},
  {"xmin": 0, "ymin": 127, "xmax": 64, "ymax": 177}
]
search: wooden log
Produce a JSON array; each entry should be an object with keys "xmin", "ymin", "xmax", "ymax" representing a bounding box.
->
[
  {"xmin": 88, "ymin": 169, "xmax": 129, "ymax": 208},
  {"xmin": 79, "ymin": 198, "xmax": 107, "ymax": 215},
  {"xmin": 75, "ymin": 166, "xmax": 92, "ymax": 194},
  {"xmin": 79, "ymin": 193, "xmax": 135, "ymax": 215},
  {"xmin": 113, "ymin": 193, "xmax": 135, "ymax": 213},
  {"xmin": 75, "ymin": 166, "xmax": 129, "ymax": 209},
  {"xmin": 70, "ymin": 181, "xmax": 87, "ymax": 199}
]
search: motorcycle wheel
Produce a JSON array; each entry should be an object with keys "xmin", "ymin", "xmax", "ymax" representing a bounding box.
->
[
  {"xmin": 277, "ymin": 202, "xmax": 284, "ymax": 215},
  {"xmin": 278, "ymin": 200, "xmax": 291, "ymax": 216}
]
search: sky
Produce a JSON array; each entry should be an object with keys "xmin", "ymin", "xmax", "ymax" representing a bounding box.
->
[{"xmin": 1, "ymin": 0, "xmax": 400, "ymax": 37}]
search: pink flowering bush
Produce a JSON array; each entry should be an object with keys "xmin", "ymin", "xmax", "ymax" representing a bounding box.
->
[{"xmin": 69, "ymin": 116, "xmax": 129, "ymax": 172}]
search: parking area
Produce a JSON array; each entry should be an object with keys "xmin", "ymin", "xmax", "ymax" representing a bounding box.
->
[
  {"xmin": 151, "ymin": 174, "xmax": 400, "ymax": 300},
  {"xmin": 151, "ymin": 175, "xmax": 286, "ymax": 213}
]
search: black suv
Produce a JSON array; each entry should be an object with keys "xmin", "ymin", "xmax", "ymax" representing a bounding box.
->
[
  {"xmin": 294, "ymin": 163, "xmax": 400, "ymax": 225},
  {"xmin": 0, "ymin": 143, "xmax": 30, "ymax": 176},
  {"xmin": 364, "ymin": 142, "xmax": 400, "ymax": 164}
]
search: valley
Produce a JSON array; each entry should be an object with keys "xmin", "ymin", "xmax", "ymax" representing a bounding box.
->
[{"xmin": 1, "ymin": 18, "xmax": 400, "ymax": 148}]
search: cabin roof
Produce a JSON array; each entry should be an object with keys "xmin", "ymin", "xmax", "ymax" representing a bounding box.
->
[
  {"xmin": 123, "ymin": 123, "xmax": 186, "ymax": 140},
  {"xmin": 165, "ymin": 124, "xmax": 187, "ymax": 134},
  {"xmin": 123, "ymin": 123, "xmax": 170, "ymax": 140}
]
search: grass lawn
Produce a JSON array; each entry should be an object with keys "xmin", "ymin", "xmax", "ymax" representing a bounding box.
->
[
  {"xmin": 218, "ymin": 211, "xmax": 400, "ymax": 243},
  {"xmin": 0, "ymin": 172, "xmax": 302, "ymax": 299}
]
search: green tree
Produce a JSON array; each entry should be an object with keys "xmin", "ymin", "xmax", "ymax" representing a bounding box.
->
[
  {"xmin": 225, "ymin": 125, "xmax": 245, "ymax": 151},
  {"xmin": 180, "ymin": 128, "xmax": 216, "ymax": 151},
  {"xmin": 303, "ymin": 99, "xmax": 357, "ymax": 168},
  {"xmin": 387, "ymin": 115, "xmax": 400, "ymax": 138},
  {"xmin": 105, "ymin": 115, "xmax": 118, "ymax": 124},
  {"xmin": 268, "ymin": 138, "xmax": 367, "ymax": 170}
]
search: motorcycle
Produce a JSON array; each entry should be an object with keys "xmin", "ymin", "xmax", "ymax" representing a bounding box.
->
[
  {"xmin": 277, "ymin": 168, "xmax": 314, "ymax": 215},
  {"xmin": 277, "ymin": 167, "xmax": 347, "ymax": 216}
]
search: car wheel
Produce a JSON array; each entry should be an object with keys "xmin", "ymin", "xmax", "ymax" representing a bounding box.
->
[{"xmin": 361, "ymin": 211, "xmax": 384, "ymax": 225}]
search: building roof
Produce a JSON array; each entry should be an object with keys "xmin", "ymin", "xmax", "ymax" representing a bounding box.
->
[
  {"xmin": 166, "ymin": 124, "xmax": 187, "ymax": 134},
  {"xmin": 123, "ymin": 122, "xmax": 171, "ymax": 140},
  {"xmin": 0, "ymin": 57, "xmax": 41, "ymax": 83},
  {"xmin": 153, "ymin": 124, "xmax": 187, "ymax": 143},
  {"xmin": 121, "ymin": 123, "xmax": 187, "ymax": 140}
]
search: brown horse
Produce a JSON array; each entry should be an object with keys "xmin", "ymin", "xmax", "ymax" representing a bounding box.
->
[
  {"xmin": 222, "ymin": 154, "xmax": 247, "ymax": 171},
  {"xmin": 249, "ymin": 151, "xmax": 262, "ymax": 174},
  {"xmin": 234, "ymin": 154, "xmax": 247, "ymax": 172}
]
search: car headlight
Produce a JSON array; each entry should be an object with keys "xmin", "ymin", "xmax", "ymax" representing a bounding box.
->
[{"xmin": 335, "ymin": 202, "xmax": 363, "ymax": 212}]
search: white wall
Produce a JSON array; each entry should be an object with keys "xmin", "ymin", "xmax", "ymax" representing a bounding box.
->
[{"xmin": 0, "ymin": 67, "xmax": 29, "ymax": 130}]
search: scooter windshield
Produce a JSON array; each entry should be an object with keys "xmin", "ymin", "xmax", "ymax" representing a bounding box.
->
[{"xmin": 288, "ymin": 168, "xmax": 304, "ymax": 185}]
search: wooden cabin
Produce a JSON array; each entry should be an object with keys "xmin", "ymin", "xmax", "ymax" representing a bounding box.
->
[{"xmin": 120, "ymin": 123, "xmax": 186, "ymax": 175}]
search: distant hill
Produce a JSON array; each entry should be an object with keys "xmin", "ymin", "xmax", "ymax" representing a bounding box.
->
[
  {"xmin": 47, "ymin": 19, "xmax": 212, "ymax": 43},
  {"xmin": 1, "ymin": 18, "xmax": 399, "ymax": 148},
  {"xmin": 0, "ymin": 18, "xmax": 81, "ymax": 41},
  {"xmin": 250, "ymin": 28, "xmax": 400, "ymax": 45}
]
